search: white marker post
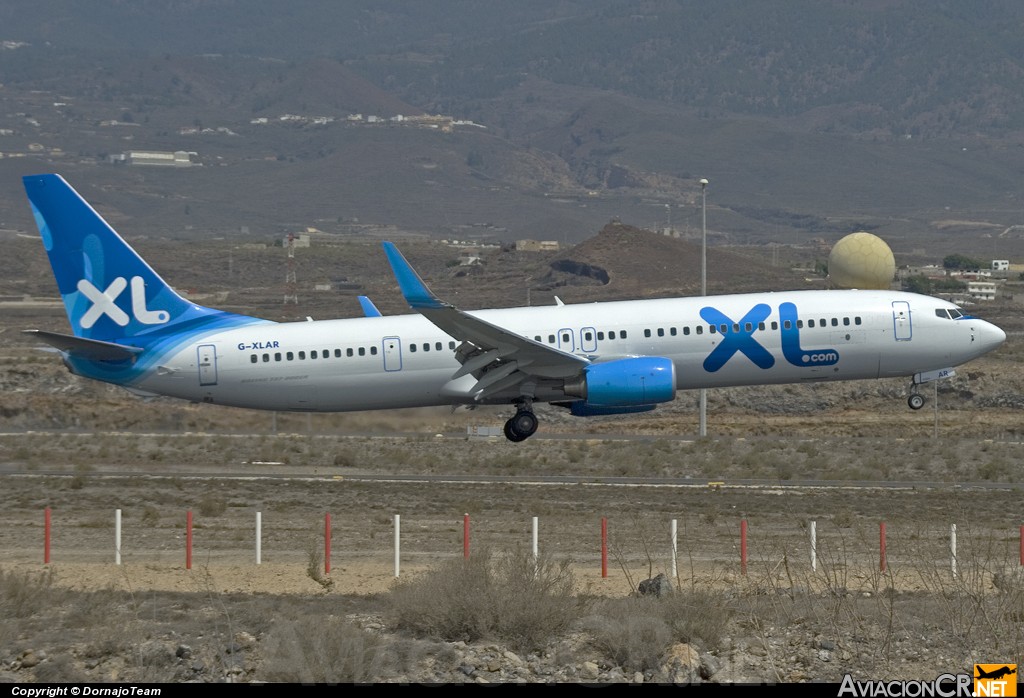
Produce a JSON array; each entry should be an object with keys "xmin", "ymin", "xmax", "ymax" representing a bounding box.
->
[
  {"xmin": 950, "ymin": 523, "xmax": 958, "ymax": 579},
  {"xmin": 671, "ymin": 519, "xmax": 678, "ymax": 580},
  {"xmin": 394, "ymin": 514, "xmax": 401, "ymax": 578},
  {"xmin": 532, "ymin": 516, "xmax": 539, "ymax": 577},
  {"xmin": 810, "ymin": 520, "xmax": 817, "ymax": 572},
  {"xmin": 115, "ymin": 509, "xmax": 121, "ymax": 565},
  {"xmin": 256, "ymin": 512, "xmax": 262, "ymax": 565}
]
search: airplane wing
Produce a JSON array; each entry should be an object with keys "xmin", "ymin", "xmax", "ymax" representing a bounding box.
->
[
  {"xmin": 357, "ymin": 295, "xmax": 383, "ymax": 317},
  {"xmin": 382, "ymin": 242, "xmax": 589, "ymax": 401},
  {"xmin": 23, "ymin": 329, "xmax": 142, "ymax": 362}
]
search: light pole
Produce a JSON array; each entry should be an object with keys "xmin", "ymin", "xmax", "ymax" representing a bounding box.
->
[{"xmin": 699, "ymin": 178, "xmax": 708, "ymax": 437}]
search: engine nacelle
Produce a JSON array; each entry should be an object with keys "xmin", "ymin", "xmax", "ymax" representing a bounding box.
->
[{"xmin": 563, "ymin": 356, "xmax": 676, "ymax": 408}]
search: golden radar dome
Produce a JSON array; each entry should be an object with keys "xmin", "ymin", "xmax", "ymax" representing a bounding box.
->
[{"xmin": 828, "ymin": 232, "xmax": 896, "ymax": 290}]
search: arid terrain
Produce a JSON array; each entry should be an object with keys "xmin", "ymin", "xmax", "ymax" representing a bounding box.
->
[{"xmin": 2, "ymin": 309, "xmax": 1023, "ymax": 683}]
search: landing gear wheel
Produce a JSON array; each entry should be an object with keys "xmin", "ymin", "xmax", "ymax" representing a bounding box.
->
[
  {"xmin": 908, "ymin": 393, "xmax": 925, "ymax": 410},
  {"xmin": 504, "ymin": 409, "xmax": 538, "ymax": 442},
  {"xmin": 503, "ymin": 420, "xmax": 527, "ymax": 442}
]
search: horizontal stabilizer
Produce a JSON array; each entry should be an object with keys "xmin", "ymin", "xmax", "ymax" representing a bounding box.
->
[{"xmin": 23, "ymin": 329, "xmax": 141, "ymax": 362}]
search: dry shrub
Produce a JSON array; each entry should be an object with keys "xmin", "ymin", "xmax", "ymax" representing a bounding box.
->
[
  {"xmin": 582, "ymin": 589, "xmax": 734, "ymax": 673},
  {"xmin": 0, "ymin": 568, "xmax": 55, "ymax": 619},
  {"xmin": 387, "ymin": 547, "xmax": 584, "ymax": 653},
  {"xmin": 197, "ymin": 493, "xmax": 227, "ymax": 517},
  {"xmin": 260, "ymin": 615, "xmax": 390, "ymax": 683}
]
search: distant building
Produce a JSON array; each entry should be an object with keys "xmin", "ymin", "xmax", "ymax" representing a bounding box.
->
[
  {"xmin": 967, "ymin": 281, "xmax": 997, "ymax": 301},
  {"xmin": 992, "ymin": 259, "xmax": 1009, "ymax": 271},
  {"xmin": 515, "ymin": 239, "xmax": 560, "ymax": 252},
  {"xmin": 126, "ymin": 150, "xmax": 194, "ymax": 167}
]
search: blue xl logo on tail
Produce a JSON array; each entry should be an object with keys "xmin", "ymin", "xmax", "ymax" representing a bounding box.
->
[
  {"xmin": 78, "ymin": 276, "xmax": 170, "ymax": 329},
  {"xmin": 700, "ymin": 302, "xmax": 839, "ymax": 372}
]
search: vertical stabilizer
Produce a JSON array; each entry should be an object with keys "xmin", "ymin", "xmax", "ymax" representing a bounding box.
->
[{"xmin": 23, "ymin": 174, "xmax": 261, "ymax": 345}]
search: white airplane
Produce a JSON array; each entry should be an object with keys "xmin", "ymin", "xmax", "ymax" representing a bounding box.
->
[{"xmin": 22, "ymin": 173, "xmax": 1006, "ymax": 442}]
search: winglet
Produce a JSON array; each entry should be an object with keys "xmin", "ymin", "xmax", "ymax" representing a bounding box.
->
[
  {"xmin": 382, "ymin": 241, "xmax": 447, "ymax": 310},
  {"xmin": 357, "ymin": 295, "xmax": 383, "ymax": 317}
]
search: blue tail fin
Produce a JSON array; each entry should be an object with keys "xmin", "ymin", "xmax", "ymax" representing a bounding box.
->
[{"xmin": 23, "ymin": 174, "xmax": 260, "ymax": 345}]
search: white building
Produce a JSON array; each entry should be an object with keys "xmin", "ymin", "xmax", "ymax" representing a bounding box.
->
[{"xmin": 967, "ymin": 281, "xmax": 997, "ymax": 301}]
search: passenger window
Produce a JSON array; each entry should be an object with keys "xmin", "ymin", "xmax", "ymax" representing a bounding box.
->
[
  {"xmin": 709, "ymin": 325, "xmax": 717, "ymax": 334},
  {"xmin": 334, "ymin": 349, "xmax": 341, "ymax": 357},
  {"xmin": 275, "ymin": 352, "xmax": 282, "ymax": 361},
  {"xmin": 808, "ymin": 320, "xmax": 815, "ymax": 328},
  {"xmin": 435, "ymin": 342, "xmax": 442, "ymax": 351},
  {"xmin": 696, "ymin": 326, "xmax": 703, "ymax": 335},
  {"xmin": 719, "ymin": 324, "xmax": 727, "ymax": 334},
  {"xmin": 732, "ymin": 323, "xmax": 740, "ymax": 333},
  {"xmin": 597, "ymin": 332, "xmax": 605, "ymax": 340},
  {"xmin": 744, "ymin": 323, "xmax": 752, "ymax": 332},
  {"xmin": 410, "ymin": 344, "xmax": 417, "ymax": 352},
  {"xmin": 669, "ymin": 327, "xmax": 676, "ymax": 336},
  {"xmin": 561, "ymin": 332, "xmax": 570, "ymax": 343},
  {"xmin": 657, "ymin": 328, "xmax": 664, "ymax": 337},
  {"xmin": 644, "ymin": 329, "xmax": 652, "ymax": 338},
  {"xmin": 771, "ymin": 321, "xmax": 778, "ymax": 330},
  {"xmin": 358, "ymin": 347, "xmax": 366, "ymax": 356},
  {"xmin": 449, "ymin": 341, "xmax": 456, "ymax": 349},
  {"xmin": 609, "ymin": 331, "xmax": 616, "ymax": 339},
  {"xmin": 843, "ymin": 317, "xmax": 850, "ymax": 326},
  {"xmin": 423, "ymin": 343, "xmax": 429, "ymax": 352},
  {"xmin": 262, "ymin": 354, "xmax": 270, "ymax": 362},
  {"xmin": 298, "ymin": 351, "xmax": 306, "ymax": 360},
  {"xmin": 683, "ymin": 327, "xmax": 690, "ymax": 336},
  {"xmin": 584, "ymin": 332, "xmax": 593, "ymax": 341},
  {"xmin": 796, "ymin": 320, "xmax": 803, "ymax": 329},
  {"xmin": 311, "ymin": 350, "xmax": 318, "ymax": 359},
  {"xmin": 370, "ymin": 346, "xmax": 377, "ymax": 355},
  {"xmin": 346, "ymin": 348, "xmax": 353, "ymax": 357},
  {"xmin": 534, "ymin": 336, "xmax": 541, "ymax": 341},
  {"xmin": 548, "ymin": 334, "xmax": 555, "ymax": 343},
  {"xmin": 287, "ymin": 352, "xmax": 294, "ymax": 360},
  {"xmin": 620, "ymin": 331, "xmax": 628, "ymax": 339},
  {"xmin": 758, "ymin": 322, "xmax": 765, "ymax": 331},
  {"xmin": 784, "ymin": 321, "xmax": 792, "ymax": 330},
  {"xmin": 250, "ymin": 355, "xmax": 257, "ymax": 363},
  {"xmin": 855, "ymin": 317, "xmax": 862, "ymax": 325},
  {"xmin": 831, "ymin": 318, "xmax": 838, "ymax": 326}
]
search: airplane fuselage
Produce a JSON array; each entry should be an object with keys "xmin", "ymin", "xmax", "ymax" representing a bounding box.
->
[{"xmin": 66, "ymin": 288, "xmax": 1000, "ymax": 413}]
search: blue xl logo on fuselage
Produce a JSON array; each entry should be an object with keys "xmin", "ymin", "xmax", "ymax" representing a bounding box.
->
[{"xmin": 700, "ymin": 302, "xmax": 839, "ymax": 372}]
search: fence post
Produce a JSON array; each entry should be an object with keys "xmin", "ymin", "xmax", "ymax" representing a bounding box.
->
[
  {"xmin": 324, "ymin": 513, "xmax": 331, "ymax": 575},
  {"xmin": 394, "ymin": 514, "xmax": 401, "ymax": 578},
  {"xmin": 950, "ymin": 523, "xmax": 957, "ymax": 579},
  {"xmin": 601, "ymin": 518, "xmax": 608, "ymax": 578},
  {"xmin": 463, "ymin": 514, "xmax": 470, "ymax": 558},
  {"xmin": 532, "ymin": 516, "xmax": 539, "ymax": 575},
  {"xmin": 740, "ymin": 519, "xmax": 747, "ymax": 575},
  {"xmin": 256, "ymin": 512, "xmax": 262, "ymax": 565},
  {"xmin": 810, "ymin": 520, "xmax": 817, "ymax": 572},
  {"xmin": 115, "ymin": 509, "xmax": 122, "ymax": 565},
  {"xmin": 186, "ymin": 510, "xmax": 192, "ymax": 570},
  {"xmin": 670, "ymin": 518, "xmax": 678, "ymax": 580},
  {"xmin": 44, "ymin": 507, "xmax": 51, "ymax": 565},
  {"xmin": 880, "ymin": 521, "xmax": 887, "ymax": 573}
]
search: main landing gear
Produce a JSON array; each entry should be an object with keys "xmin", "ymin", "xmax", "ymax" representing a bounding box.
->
[
  {"xmin": 503, "ymin": 402, "xmax": 539, "ymax": 442},
  {"xmin": 907, "ymin": 390, "xmax": 925, "ymax": 410}
]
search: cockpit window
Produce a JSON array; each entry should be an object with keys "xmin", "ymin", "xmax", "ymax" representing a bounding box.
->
[
  {"xmin": 935, "ymin": 309, "xmax": 950, "ymax": 319},
  {"xmin": 935, "ymin": 308, "xmax": 965, "ymax": 320}
]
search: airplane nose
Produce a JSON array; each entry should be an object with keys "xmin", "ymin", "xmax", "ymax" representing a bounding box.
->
[{"xmin": 980, "ymin": 322, "xmax": 1006, "ymax": 351}]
